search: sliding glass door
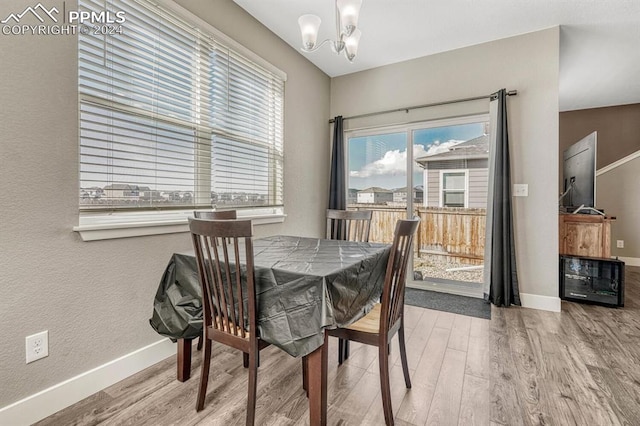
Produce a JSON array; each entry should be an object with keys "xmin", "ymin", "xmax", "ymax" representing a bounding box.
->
[{"xmin": 346, "ymin": 115, "xmax": 490, "ymax": 297}]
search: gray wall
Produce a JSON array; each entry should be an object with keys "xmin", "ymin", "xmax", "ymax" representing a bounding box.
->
[
  {"xmin": 597, "ymin": 156, "xmax": 640, "ymax": 260},
  {"xmin": 331, "ymin": 28, "xmax": 561, "ymax": 300},
  {"xmin": 560, "ymin": 103, "xmax": 640, "ymax": 170},
  {"xmin": 0, "ymin": 0, "xmax": 330, "ymax": 408}
]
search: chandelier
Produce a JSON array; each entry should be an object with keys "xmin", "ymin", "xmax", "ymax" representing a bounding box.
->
[{"xmin": 298, "ymin": 0, "xmax": 363, "ymax": 62}]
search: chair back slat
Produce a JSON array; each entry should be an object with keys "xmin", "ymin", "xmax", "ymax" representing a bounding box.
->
[
  {"xmin": 380, "ymin": 218, "xmax": 420, "ymax": 336},
  {"xmin": 189, "ymin": 218, "xmax": 255, "ymax": 341},
  {"xmin": 326, "ymin": 209, "xmax": 373, "ymax": 242},
  {"xmin": 206, "ymin": 237, "xmax": 224, "ymax": 330},
  {"xmin": 233, "ymin": 241, "xmax": 246, "ymax": 338}
]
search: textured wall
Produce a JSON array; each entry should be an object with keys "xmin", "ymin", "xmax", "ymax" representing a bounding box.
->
[
  {"xmin": 560, "ymin": 103, "xmax": 640, "ymax": 170},
  {"xmin": 0, "ymin": 0, "xmax": 330, "ymax": 408},
  {"xmin": 597, "ymin": 156, "xmax": 640, "ymax": 259},
  {"xmin": 331, "ymin": 28, "xmax": 561, "ymax": 299}
]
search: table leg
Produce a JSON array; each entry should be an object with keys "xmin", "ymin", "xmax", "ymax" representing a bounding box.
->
[
  {"xmin": 177, "ymin": 338, "xmax": 192, "ymax": 382},
  {"xmin": 306, "ymin": 332, "xmax": 328, "ymax": 426}
]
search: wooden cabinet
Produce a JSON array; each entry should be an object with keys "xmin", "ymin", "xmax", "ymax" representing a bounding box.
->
[{"xmin": 559, "ymin": 214, "xmax": 614, "ymax": 258}]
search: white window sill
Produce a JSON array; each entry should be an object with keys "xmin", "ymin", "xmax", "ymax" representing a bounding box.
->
[{"xmin": 73, "ymin": 210, "xmax": 286, "ymax": 241}]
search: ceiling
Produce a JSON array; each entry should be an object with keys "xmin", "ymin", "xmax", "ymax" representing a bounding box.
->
[{"xmin": 233, "ymin": 0, "xmax": 640, "ymax": 111}]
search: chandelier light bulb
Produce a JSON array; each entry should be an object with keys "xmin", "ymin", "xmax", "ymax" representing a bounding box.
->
[
  {"xmin": 298, "ymin": 14, "xmax": 321, "ymax": 50},
  {"xmin": 344, "ymin": 28, "xmax": 361, "ymax": 61},
  {"xmin": 337, "ymin": 0, "xmax": 362, "ymax": 36}
]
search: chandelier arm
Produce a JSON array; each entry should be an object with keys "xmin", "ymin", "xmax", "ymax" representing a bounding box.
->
[{"xmin": 300, "ymin": 39, "xmax": 333, "ymax": 53}]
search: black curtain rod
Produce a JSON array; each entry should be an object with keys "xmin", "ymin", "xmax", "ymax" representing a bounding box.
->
[{"xmin": 328, "ymin": 90, "xmax": 517, "ymax": 124}]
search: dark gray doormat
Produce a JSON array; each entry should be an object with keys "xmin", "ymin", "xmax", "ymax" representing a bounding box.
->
[{"xmin": 405, "ymin": 288, "xmax": 491, "ymax": 319}]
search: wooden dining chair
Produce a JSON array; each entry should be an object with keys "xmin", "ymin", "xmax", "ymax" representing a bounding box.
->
[
  {"xmin": 327, "ymin": 218, "xmax": 420, "ymax": 426},
  {"xmin": 188, "ymin": 218, "xmax": 270, "ymax": 425},
  {"xmin": 326, "ymin": 208, "xmax": 373, "ymax": 242},
  {"xmin": 192, "ymin": 210, "xmax": 237, "ymax": 351},
  {"xmin": 325, "ymin": 209, "xmax": 374, "ymax": 363}
]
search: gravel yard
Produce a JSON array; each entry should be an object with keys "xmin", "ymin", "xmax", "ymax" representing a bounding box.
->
[{"xmin": 414, "ymin": 256, "xmax": 483, "ymax": 283}]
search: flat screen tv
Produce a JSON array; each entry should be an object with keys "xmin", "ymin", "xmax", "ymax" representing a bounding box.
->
[{"xmin": 561, "ymin": 131, "xmax": 597, "ymax": 211}]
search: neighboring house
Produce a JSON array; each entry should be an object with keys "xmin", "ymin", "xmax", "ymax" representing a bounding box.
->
[
  {"xmin": 393, "ymin": 186, "xmax": 424, "ymax": 204},
  {"xmin": 347, "ymin": 188, "xmax": 359, "ymax": 205},
  {"xmin": 139, "ymin": 187, "xmax": 164, "ymax": 201},
  {"xmin": 103, "ymin": 184, "xmax": 140, "ymax": 200},
  {"xmin": 80, "ymin": 187, "xmax": 103, "ymax": 200},
  {"xmin": 356, "ymin": 187, "xmax": 393, "ymax": 204},
  {"xmin": 415, "ymin": 135, "xmax": 489, "ymax": 208}
]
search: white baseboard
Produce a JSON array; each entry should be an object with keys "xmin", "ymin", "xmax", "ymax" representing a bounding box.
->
[
  {"xmin": 617, "ymin": 256, "xmax": 640, "ymax": 267},
  {"xmin": 0, "ymin": 338, "xmax": 176, "ymax": 426},
  {"xmin": 519, "ymin": 292, "xmax": 561, "ymax": 312}
]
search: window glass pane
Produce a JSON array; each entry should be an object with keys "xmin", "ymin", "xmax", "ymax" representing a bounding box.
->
[
  {"xmin": 443, "ymin": 191, "xmax": 465, "ymax": 207},
  {"xmin": 348, "ymin": 132, "xmax": 408, "ymax": 204},
  {"xmin": 443, "ymin": 172, "xmax": 465, "ymax": 190},
  {"xmin": 348, "ymin": 132, "xmax": 407, "ymax": 243}
]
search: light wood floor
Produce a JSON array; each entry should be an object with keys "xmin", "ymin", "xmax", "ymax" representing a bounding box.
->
[{"xmin": 37, "ymin": 266, "xmax": 639, "ymax": 426}]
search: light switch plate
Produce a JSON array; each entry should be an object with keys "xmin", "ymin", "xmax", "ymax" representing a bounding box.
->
[{"xmin": 513, "ymin": 184, "xmax": 528, "ymax": 197}]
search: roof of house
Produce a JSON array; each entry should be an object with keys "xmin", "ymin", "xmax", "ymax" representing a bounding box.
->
[
  {"xmin": 104, "ymin": 184, "xmax": 132, "ymax": 190},
  {"xmin": 393, "ymin": 186, "xmax": 424, "ymax": 193},
  {"xmin": 416, "ymin": 134, "xmax": 489, "ymax": 164},
  {"xmin": 358, "ymin": 187, "xmax": 393, "ymax": 194}
]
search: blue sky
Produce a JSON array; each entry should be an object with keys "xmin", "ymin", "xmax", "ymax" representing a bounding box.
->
[{"xmin": 348, "ymin": 122, "xmax": 485, "ymax": 190}]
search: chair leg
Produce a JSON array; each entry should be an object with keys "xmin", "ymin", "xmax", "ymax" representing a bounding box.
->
[
  {"xmin": 338, "ymin": 338, "xmax": 350, "ymax": 365},
  {"xmin": 243, "ymin": 351, "xmax": 260, "ymax": 368},
  {"xmin": 196, "ymin": 335, "xmax": 203, "ymax": 351},
  {"xmin": 398, "ymin": 324, "xmax": 411, "ymax": 389},
  {"xmin": 302, "ymin": 355, "xmax": 308, "ymax": 396},
  {"xmin": 246, "ymin": 351, "xmax": 258, "ymax": 426},
  {"xmin": 196, "ymin": 338, "xmax": 212, "ymax": 411},
  {"xmin": 378, "ymin": 343, "xmax": 394, "ymax": 426}
]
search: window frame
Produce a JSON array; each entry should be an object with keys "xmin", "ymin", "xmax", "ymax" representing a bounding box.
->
[{"xmin": 74, "ymin": 0, "xmax": 286, "ymax": 241}]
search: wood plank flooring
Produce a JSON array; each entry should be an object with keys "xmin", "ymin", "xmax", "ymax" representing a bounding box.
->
[{"xmin": 37, "ymin": 266, "xmax": 639, "ymax": 425}]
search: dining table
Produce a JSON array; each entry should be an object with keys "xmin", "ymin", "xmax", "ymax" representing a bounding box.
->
[{"xmin": 150, "ymin": 235, "xmax": 391, "ymax": 425}]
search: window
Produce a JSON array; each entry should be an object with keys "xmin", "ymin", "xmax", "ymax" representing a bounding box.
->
[
  {"xmin": 440, "ymin": 170, "xmax": 468, "ymax": 207},
  {"xmin": 78, "ymin": 0, "xmax": 285, "ymax": 219},
  {"xmin": 346, "ymin": 115, "xmax": 489, "ymax": 292}
]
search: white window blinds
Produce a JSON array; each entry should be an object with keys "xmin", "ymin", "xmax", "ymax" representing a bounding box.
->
[{"xmin": 78, "ymin": 0, "xmax": 284, "ymax": 212}]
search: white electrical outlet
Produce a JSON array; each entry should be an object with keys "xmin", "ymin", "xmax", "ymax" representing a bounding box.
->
[
  {"xmin": 617, "ymin": 240, "xmax": 624, "ymax": 249},
  {"xmin": 25, "ymin": 331, "xmax": 48, "ymax": 364}
]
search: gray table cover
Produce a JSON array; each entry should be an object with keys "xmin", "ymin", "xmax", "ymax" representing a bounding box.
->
[{"xmin": 150, "ymin": 235, "xmax": 391, "ymax": 357}]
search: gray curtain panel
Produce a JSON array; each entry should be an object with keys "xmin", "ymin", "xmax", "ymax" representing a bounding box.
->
[
  {"xmin": 483, "ymin": 89, "xmax": 521, "ymax": 306},
  {"xmin": 329, "ymin": 116, "xmax": 346, "ymax": 210}
]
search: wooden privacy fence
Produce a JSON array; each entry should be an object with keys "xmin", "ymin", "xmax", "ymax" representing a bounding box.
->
[{"xmin": 351, "ymin": 205, "xmax": 487, "ymax": 265}]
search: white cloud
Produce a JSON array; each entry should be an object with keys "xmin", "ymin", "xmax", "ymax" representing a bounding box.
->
[
  {"xmin": 422, "ymin": 139, "xmax": 465, "ymax": 156},
  {"xmin": 350, "ymin": 140, "xmax": 465, "ymax": 178}
]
